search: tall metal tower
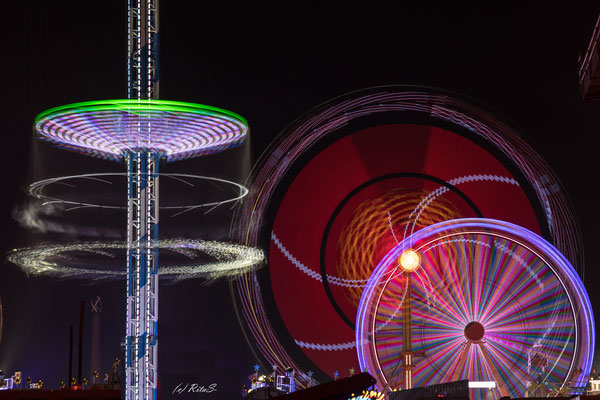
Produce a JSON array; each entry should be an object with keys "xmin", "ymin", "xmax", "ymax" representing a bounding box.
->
[{"xmin": 126, "ymin": 1, "xmax": 159, "ymax": 399}]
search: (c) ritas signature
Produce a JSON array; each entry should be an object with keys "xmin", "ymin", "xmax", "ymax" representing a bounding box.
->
[{"xmin": 172, "ymin": 382, "xmax": 217, "ymax": 394}]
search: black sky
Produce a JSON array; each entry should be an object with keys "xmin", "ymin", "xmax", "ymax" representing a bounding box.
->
[{"xmin": 2, "ymin": 2, "xmax": 600, "ymax": 399}]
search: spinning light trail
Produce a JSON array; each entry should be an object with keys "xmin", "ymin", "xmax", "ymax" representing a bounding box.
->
[
  {"xmin": 337, "ymin": 188, "xmax": 462, "ymax": 305},
  {"xmin": 356, "ymin": 218, "xmax": 594, "ymax": 399},
  {"xmin": 9, "ymin": 240, "xmax": 264, "ymax": 281},
  {"xmin": 28, "ymin": 173, "xmax": 249, "ymax": 213},
  {"xmin": 35, "ymin": 100, "xmax": 247, "ymax": 162}
]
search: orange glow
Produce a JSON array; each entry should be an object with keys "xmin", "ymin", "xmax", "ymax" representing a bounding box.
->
[{"xmin": 399, "ymin": 249, "xmax": 420, "ymax": 271}]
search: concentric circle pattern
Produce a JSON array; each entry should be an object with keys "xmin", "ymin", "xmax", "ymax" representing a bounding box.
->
[
  {"xmin": 35, "ymin": 99, "xmax": 248, "ymax": 161},
  {"xmin": 231, "ymin": 87, "xmax": 584, "ymax": 386},
  {"xmin": 356, "ymin": 218, "xmax": 594, "ymax": 399},
  {"xmin": 337, "ymin": 189, "xmax": 462, "ymax": 306}
]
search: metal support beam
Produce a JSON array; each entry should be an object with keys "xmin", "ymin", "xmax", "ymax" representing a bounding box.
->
[
  {"xmin": 126, "ymin": 151, "xmax": 159, "ymax": 400},
  {"xmin": 401, "ymin": 273, "xmax": 414, "ymax": 390},
  {"xmin": 128, "ymin": 0, "xmax": 159, "ymax": 101}
]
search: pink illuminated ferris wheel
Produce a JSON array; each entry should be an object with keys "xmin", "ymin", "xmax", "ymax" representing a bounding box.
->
[{"xmin": 356, "ymin": 219, "xmax": 595, "ymax": 399}]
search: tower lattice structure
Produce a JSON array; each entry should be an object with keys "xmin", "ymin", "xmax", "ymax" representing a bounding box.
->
[{"xmin": 125, "ymin": 1, "xmax": 160, "ymax": 399}]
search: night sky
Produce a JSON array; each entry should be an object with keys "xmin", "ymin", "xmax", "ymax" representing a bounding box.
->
[{"xmin": 2, "ymin": 3, "xmax": 600, "ymax": 399}]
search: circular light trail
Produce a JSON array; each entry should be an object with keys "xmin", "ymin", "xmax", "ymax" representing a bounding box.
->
[
  {"xmin": 29, "ymin": 173, "xmax": 249, "ymax": 213},
  {"xmin": 398, "ymin": 249, "xmax": 419, "ymax": 272},
  {"xmin": 35, "ymin": 99, "xmax": 248, "ymax": 161},
  {"xmin": 356, "ymin": 218, "xmax": 594, "ymax": 399},
  {"xmin": 338, "ymin": 189, "xmax": 461, "ymax": 306},
  {"xmin": 8, "ymin": 239, "xmax": 264, "ymax": 281}
]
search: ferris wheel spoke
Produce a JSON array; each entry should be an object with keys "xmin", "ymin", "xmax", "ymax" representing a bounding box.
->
[
  {"xmin": 484, "ymin": 290, "xmax": 572, "ymax": 347},
  {"xmin": 476, "ymin": 243, "xmax": 543, "ymax": 321},
  {"xmin": 412, "ymin": 293, "xmax": 466, "ymax": 328},
  {"xmin": 418, "ymin": 340, "xmax": 466, "ymax": 385},
  {"xmin": 484, "ymin": 340, "xmax": 539, "ymax": 396}
]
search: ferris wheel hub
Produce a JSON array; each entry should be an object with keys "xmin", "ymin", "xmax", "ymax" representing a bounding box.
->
[{"xmin": 464, "ymin": 321, "xmax": 485, "ymax": 342}]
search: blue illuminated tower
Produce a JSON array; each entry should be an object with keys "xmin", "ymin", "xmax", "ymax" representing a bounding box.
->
[
  {"xmin": 27, "ymin": 2, "xmax": 249, "ymax": 399},
  {"xmin": 125, "ymin": 1, "xmax": 159, "ymax": 399}
]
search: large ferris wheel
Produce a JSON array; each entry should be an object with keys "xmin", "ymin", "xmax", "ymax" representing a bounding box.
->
[{"xmin": 356, "ymin": 219, "xmax": 594, "ymax": 399}]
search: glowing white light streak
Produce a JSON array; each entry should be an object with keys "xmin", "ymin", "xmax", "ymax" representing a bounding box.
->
[
  {"xmin": 8, "ymin": 239, "xmax": 264, "ymax": 280},
  {"xmin": 29, "ymin": 173, "xmax": 248, "ymax": 213}
]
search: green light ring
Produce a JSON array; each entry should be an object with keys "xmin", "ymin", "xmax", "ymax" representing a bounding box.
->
[
  {"xmin": 34, "ymin": 99, "xmax": 249, "ymax": 161},
  {"xmin": 34, "ymin": 99, "xmax": 248, "ymax": 126}
]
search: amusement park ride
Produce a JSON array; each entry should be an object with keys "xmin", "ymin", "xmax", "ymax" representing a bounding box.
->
[
  {"xmin": 356, "ymin": 218, "xmax": 595, "ymax": 399},
  {"xmin": 9, "ymin": 1, "xmax": 256, "ymax": 399}
]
